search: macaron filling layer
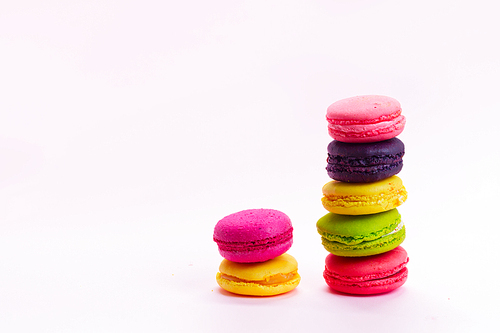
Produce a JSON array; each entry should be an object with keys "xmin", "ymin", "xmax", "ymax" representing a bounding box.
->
[
  {"xmin": 218, "ymin": 271, "xmax": 299, "ymax": 286},
  {"xmin": 322, "ymin": 188, "xmax": 407, "ymax": 210},
  {"xmin": 214, "ymin": 228, "xmax": 293, "ymax": 252},
  {"xmin": 328, "ymin": 115, "xmax": 406, "ymax": 140},
  {"xmin": 324, "ymin": 266, "xmax": 408, "ymax": 289},
  {"xmin": 324, "ymin": 258, "xmax": 408, "ymax": 283},
  {"xmin": 319, "ymin": 220, "xmax": 404, "ymax": 246},
  {"xmin": 320, "ymin": 225, "xmax": 405, "ymax": 256},
  {"xmin": 327, "ymin": 109, "xmax": 402, "ymax": 126},
  {"xmin": 327, "ymin": 153, "xmax": 403, "ymax": 173}
]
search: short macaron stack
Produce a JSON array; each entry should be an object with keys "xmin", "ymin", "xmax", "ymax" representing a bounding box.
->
[
  {"xmin": 214, "ymin": 209, "xmax": 300, "ymax": 296},
  {"xmin": 318, "ymin": 95, "xmax": 410, "ymax": 295}
]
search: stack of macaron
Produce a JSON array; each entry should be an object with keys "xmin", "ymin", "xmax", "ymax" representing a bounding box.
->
[
  {"xmin": 213, "ymin": 209, "xmax": 300, "ymax": 296},
  {"xmin": 317, "ymin": 95, "xmax": 410, "ymax": 295}
]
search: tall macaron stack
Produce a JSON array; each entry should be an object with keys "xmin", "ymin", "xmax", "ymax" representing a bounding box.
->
[
  {"xmin": 317, "ymin": 95, "xmax": 410, "ymax": 295},
  {"xmin": 213, "ymin": 209, "xmax": 300, "ymax": 296}
]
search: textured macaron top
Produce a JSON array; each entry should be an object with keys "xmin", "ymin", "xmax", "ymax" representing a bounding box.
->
[
  {"xmin": 327, "ymin": 95, "xmax": 401, "ymax": 124},
  {"xmin": 214, "ymin": 209, "xmax": 293, "ymax": 243},
  {"xmin": 325, "ymin": 246, "xmax": 409, "ymax": 281},
  {"xmin": 316, "ymin": 209, "xmax": 402, "ymax": 245}
]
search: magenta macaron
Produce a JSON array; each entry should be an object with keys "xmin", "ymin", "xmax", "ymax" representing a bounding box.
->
[
  {"xmin": 213, "ymin": 209, "xmax": 293, "ymax": 263},
  {"xmin": 323, "ymin": 246, "xmax": 409, "ymax": 295},
  {"xmin": 326, "ymin": 95, "xmax": 406, "ymax": 143}
]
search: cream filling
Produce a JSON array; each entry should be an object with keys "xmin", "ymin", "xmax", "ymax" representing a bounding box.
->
[
  {"xmin": 320, "ymin": 221, "xmax": 404, "ymax": 246},
  {"xmin": 220, "ymin": 271, "xmax": 298, "ymax": 285},
  {"xmin": 381, "ymin": 221, "xmax": 404, "ymax": 238},
  {"xmin": 323, "ymin": 188, "xmax": 407, "ymax": 208}
]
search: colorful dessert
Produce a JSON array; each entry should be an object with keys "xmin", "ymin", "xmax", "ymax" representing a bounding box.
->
[
  {"xmin": 213, "ymin": 209, "xmax": 293, "ymax": 263},
  {"xmin": 216, "ymin": 253, "xmax": 301, "ymax": 296},
  {"xmin": 326, "ymin": 95, "xmax": 406, "ymax": 143},
  {"xmin": 326, "ymin": 138, "xmax": 404, "ymax": 183},
  {"xmin": 323, "ymin": 246, "xmax": 409, "ymax": 295},
  {"xmin": 321, "ymin": 175, "xmax": 407, "ymax": 215},
  {"xmin": 316, "ymin": 209, "xmax": 405, "ymax": 256}
]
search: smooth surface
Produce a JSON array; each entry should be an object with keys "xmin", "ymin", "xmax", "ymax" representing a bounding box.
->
[
  {"xmin": 327, "ymin": 95, "xmax": 401, "ymax": 122},
  {"xmin": 1, "ymin": 1, "xmax": 500, "ymax": 332}
]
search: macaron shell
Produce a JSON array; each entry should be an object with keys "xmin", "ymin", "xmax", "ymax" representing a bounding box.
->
[
  {"xmin": 218, "ymin": 253, "xmax": 297, "ymax": 279},
  {"xmin": 316, "ymin": 209, "xmax": 402, "ymax": 245},
  {"xmin": 327, "ymin": 163, "xmax": 402, "ymax": 183},
  {"xmin": 321, "ymin": 176, "xmax": 407, "ymax": 215},
  {"xmin": 326, "ymin": 138, "xmax": 405, "ymax": 182},
  {"xmin": 326, "ymin": 95, "xmax": 402, "ymax": 122},
  {"xmin": 327, "ymin": 138, "xmax": 405, "ymax": 158},
  {"xmin": 326, "ymin": 95, "xmax": 406, "ymax": 143},
  {"xmin": 217, "ymin": 238, "xmax": 293, "ymax": 263},
  {"xmin": 216, "ymin": 272, "xmax": 301, "ymax": 296},
  {"xmin": 216, "ymin": 253, "xmax": 301, "ymax": 296},
  {"xmin": 324, "ymin": 247, "xmax": 409, "ymax": 294},
  {"xmin": 214, "ymin": 209, "xmax": 293, "ymax": 263},
  {"xmin": 326, "ymin": 246, "xmax": 408, "ymax": 278},
  {"xmin": 327, "ymin": 116, "xmax": 405, "ymax": 143},
  {"xmin": 320, "ymin": 225, "xmax": 405, "ymax": 256},
  {"xmin": 214, "ymin": 209, "xmax": 292, "ymax": 243},
  {"xmin": 324, "ymin": 267, "xmax": 408, "ymax": 295}
]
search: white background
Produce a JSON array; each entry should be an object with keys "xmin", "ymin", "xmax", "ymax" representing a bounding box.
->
[{"xmin": 1, "ymin": 0, "xmax": 499, "ymax": 332}]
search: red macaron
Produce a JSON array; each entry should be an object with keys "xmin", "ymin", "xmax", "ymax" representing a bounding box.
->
[{"xmin": 323, "ymin": 246, "xmax": 409, "ymax": 295}]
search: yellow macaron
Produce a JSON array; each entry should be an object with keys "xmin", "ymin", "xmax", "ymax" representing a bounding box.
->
[
  {"xmin": 321, "ymin": 175, "xmax": 407, "ymax": 215},
  {"xmin": 216, "ymin": 253, "xmax": 301, "ymax": 296}
]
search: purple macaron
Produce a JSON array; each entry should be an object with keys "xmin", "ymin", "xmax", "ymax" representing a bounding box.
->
[
  {"xmin": 213, "ymin": 209, "xmax": 293, "ymax": 263},
  {"xmin": 326, "ymin": 138, "xmax": 405, "ymax": 183}
]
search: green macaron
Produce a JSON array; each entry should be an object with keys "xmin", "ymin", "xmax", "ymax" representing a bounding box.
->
[{"xmin": 316, "ymin": 208, "xmax": 405, "ymax": 257}]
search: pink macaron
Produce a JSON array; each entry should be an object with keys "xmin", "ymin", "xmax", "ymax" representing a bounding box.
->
[
  {"xmin": 324, "ymin": 246, "xmax": 409, "ymax": 295},
  {"xmin": 326, "ymin": 95, "xmax": 406, "ymax": 143},
  {"xmin": 213, "ymin": 209, "xmax": 293, "ymax": 263}
]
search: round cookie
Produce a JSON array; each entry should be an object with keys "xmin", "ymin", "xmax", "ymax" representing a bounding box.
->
[
  {"xmin": 321, "ymin": 175, "xmax": 407, "ymax": 215},
  {"xmin": 316, "ymin": 209, "xmax": 405, "ymax": 257},
  {"xmin": 326, "ymin": 138, "xmax": 404, "ymax": 182},
  {"xmin": 216, "ymin": 253, "xmax": 301, "ymax": 296},
  {"xmin": 213, "ymin": 209, "xmax": 293, "ymax": 263},
  {"xmin": 324, "ymin": 246, "xmax": 409, "ymax": 295},
  {"xmin": 326, "ymin": 95, "xmax": 406, "ymax": 143}
]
